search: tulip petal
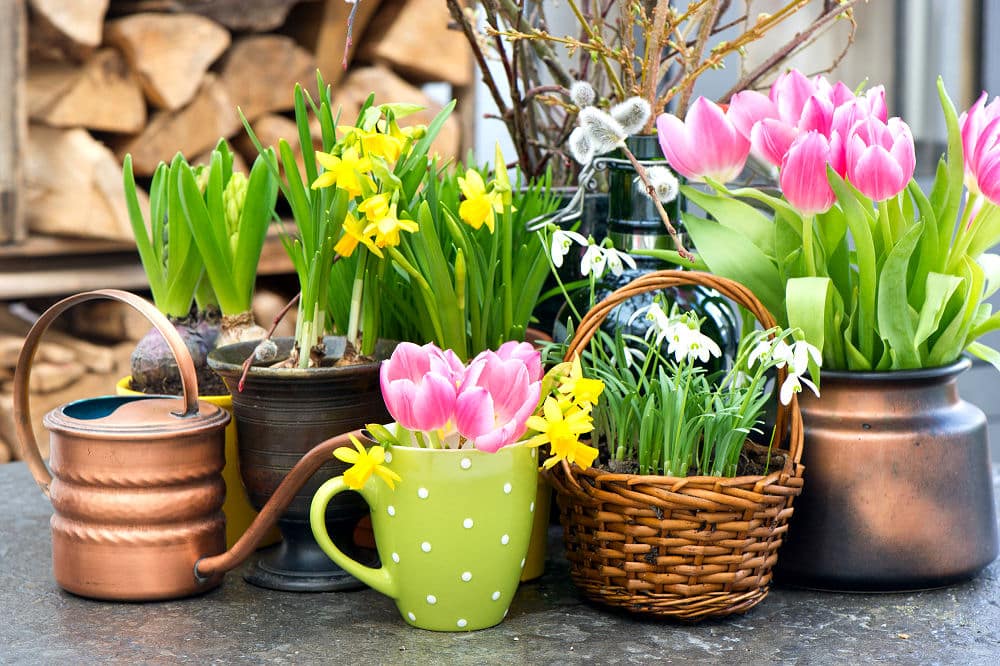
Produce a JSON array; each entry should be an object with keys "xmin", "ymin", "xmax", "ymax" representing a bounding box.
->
[
  {"xmin": 454, "ymin": 386, "xmax": 495, "ymax": 439},
  {"xmin": 728, "ymin": 90, "xmax": 776, "ymax": 140},
  {"xmin": 751, "ymin": 119, "xmax": 798, "ymax": 167},
  {"xmin": 656, "ymin": 113, "xmax": 701, "ymax": 180}
]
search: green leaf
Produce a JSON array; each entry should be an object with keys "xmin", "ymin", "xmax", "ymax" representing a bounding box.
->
[
  {"xmin": 967, "ymin": 341, "xmax": 1000, "ymax": 372},
  {"xmin": 914, "ymin": 272, "xmax": 963, "ymax": 348},
  {"xmin": 935, "ymin": 77, "xmax": 965, "ymax": 248},
  {"xmin": 232, "ymin": 152, "xmax": 280, "ymax": 310},
  {"xmin": 123, "ymin": 156, "xmax": 166, "ymax": 306},
  {"xmin": 876, "ymin": 220, "xmax": 924, "ymax": 368},
  {"xmin": 681, "ymin": 213, "xmax": 785, "ymax": 323},
  {"xmin": 786, "ymin": 277, "xmax": 833, "ymax": 361},
  {"xmin": 681, "ymin": 185, "xmax": 776, "ymax": 254}
]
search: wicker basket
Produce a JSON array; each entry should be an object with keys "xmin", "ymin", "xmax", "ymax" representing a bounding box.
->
[{"xmin": 545, "ymin": 270, "xmax": 805, "ymax": 621}]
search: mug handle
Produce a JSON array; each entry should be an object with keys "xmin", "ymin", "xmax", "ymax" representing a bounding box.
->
[{"xmin": 310, "ymin": 477, "xmax": 397, "ymax": 599}]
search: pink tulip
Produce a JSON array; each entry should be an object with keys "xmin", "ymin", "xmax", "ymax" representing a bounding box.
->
[
  {"xmin": 770, "ymin": 69, "xmax": 818, "ymax": 127},
  {"xmin": 656, "ymin": 98, "xmax": 750, "ymax": 183},
  {"xmin": 749, "ymin": 118, "xmax": 800, "ymax": 167},
  {"xmin": 380, "ymin": 342, "xmax": 459, "ymax": 432},
  {"xmin": 960, "ymin": 93, "xmax": 1000, "ymax": 204},
  {"xmin": 454, "ymin": 351, "xmax": 541, "ymax": 453},
  {"xmin": 780, "ymin": 131, "xmax": 836, "ymax": 215},
  {"xmin": 483, "ymin": 341, "xmax": 543, "ymax": 383},
  {"xmin": 728, "ymin": 90, "xmax": 778, "ymax": 140},
  {"xmin": 844, "ymin": 116, "xmax": 915, "ymax": 201}
]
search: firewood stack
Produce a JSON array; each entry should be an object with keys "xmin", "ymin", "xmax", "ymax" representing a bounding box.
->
[
  {"xmin": 23, "ymin": 0, "xmax": 471, "ymax": 242},
  {"xmin": 0, "ymin": 288, "xmax": 297, "ymax": 463}
]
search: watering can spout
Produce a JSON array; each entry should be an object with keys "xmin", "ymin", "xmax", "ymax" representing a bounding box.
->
[{"xmin": 194, "ymin": 429, "xmax": 365, "ymax": 581}]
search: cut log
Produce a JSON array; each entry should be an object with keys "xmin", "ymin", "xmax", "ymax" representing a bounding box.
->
[
  {"xmin": 26, "ymin": 125, "xmax": 146, "ymax": 241},
  {"xmin": 0, "ymin": 304, "xmax": 120, "ymax": 374},
  {"xmin": 0, "ymin": 335, "xmax": 77, "ymax": 368},
  {"xmin": 357, "ymin": 0, "xmax": 471, "ymax": 86},
  {"xmin": 65, "ymin": 300, "xmax": 151, "ymax": 343},
  {"xmin": 0, "ymin": 391, "xmax": 13, "ymax": 462},
  {"xmin": 105, "ymin": 12, "xmax": 230, "ymax": 111},
  {"xmin": 334, "ymin": 66, "xmax": 461, "ymax": 160},
  {"xmin": 108, "ymin": 0, "xmax": 303, "ymax": 32},
  {"xmin": 219, "ymin": 35, "xmax": 316, "ymax": 122},
  {"xmin": 284, "ymin": 0, "xmax": 382, "ymax": 89},
  {"xmin": 28, "ymin": 0, "xmax": 108, "ymax": 61},
  {"xmin": 115, "ymin": 73, "xmax": 241, "ymax": 176},
  {"xmin": 30, "ymin": 360, "xmax": 86, "ymax": 394},
  {"xmin": 28, "ymin": 48, "xmax": 146, "ymax": 133},
  {"xmin": 253, "ymin": 289, "xmax": 297, "ymax": 340}
]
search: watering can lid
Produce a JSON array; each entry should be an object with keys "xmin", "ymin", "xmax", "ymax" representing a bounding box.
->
[{"xmin": 43, "ymin": 395, "xmax": 230, "ymax": 439}]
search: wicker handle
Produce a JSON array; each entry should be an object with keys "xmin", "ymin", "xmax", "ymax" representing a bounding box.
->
[
  {"xmin": 12, "ymin": 290, "xmax": 201, "ymax": 497},
  {"xmin": 563, "ymin": 269, "xmax": 802, "ymax": 467}
]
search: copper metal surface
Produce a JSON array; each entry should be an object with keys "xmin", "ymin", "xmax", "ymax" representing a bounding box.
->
[
  {"xmin": 777, "ymin": 359, "xmax": 999, "ymax": 590},
  {"xmin": 12, "ymin": 290, "xmax": 230, "ymax": 600}
]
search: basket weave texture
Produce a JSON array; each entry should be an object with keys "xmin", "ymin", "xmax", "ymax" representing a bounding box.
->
[{"xmin": 545, "ymin": 270, "xmax": 805, "ymax": 621}]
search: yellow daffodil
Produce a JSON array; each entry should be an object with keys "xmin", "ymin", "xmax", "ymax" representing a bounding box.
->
[
  {"xmin": 458, "ymin": 169, "xmax": 502, "ymax": 232},
  {"xmin": 557, "ymin": 354, "xmax": 605, "ymax": 408},
  {"xmin": 334, "ymin": 435, "xmax": 402, "ymax": 490},
  {"xmin": 387, "ymin": 117, "xmax": 426, "ymax": 142},
  {"xmin": 339, "ymin": 126, "xmax": 403, "ymax": 162},
  {"xmin": 359, "ymin": 194, "xmax": 418, "ymax": 248},
  {"xmin": 524, "ymin": 397, "xmax": 598, "ymax": 470},
  {"xmin": 333, "ymin": 211, "xmax": 383, "ymax": 258},
  {"xmin": 311, "ymin": 147, "xmax": 372, "ymax": 198}
]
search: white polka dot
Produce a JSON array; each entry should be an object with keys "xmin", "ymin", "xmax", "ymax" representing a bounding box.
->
[
  {"xmin": 457, "ymin": 619, "xmax": 468, "ymax": 628},
  {"xmin": 391, "ymin": 552, "xmax": 400, "ymax": 563},
  {"xmin": 421, "ymin": 541, "xmax": 432, "ymax": 552},
  {"xmin": 384, "ymin": 451, "xmax": 392, "ymax": 462},
  {"xmin": 463, "ymin": 518, "xmax": 474, "ymax": 529},
  {"xmin": 426, "ymin": 594, "xmax": 437, "ymax": 604},
  {"xmin": 503, "ymin": 482, "xmax": 512, "ymax": 494},
  {"xmin": 461, "ymin": 571, "xmax": 472, "ymax": 582},
  {"xmin": 529, "ymin": 501, "xmax": 535, "ymax": 512},
  {"xmin": 418, "ymin": 487, "xmax": 429, "ymax": 499},
  {"xmin": 520, "ymin": 558, "xmax": 525, "ymax": 568},
  {"xmin": 408, "ymin": 612, "xmax": 416, "ymax": 621},
  {"xmin": 460, "ymin": 458, "xmax": 472, "ymax": 469},
  {"xmin": 492, "ymin": 591, "xmax": 501, "ymax": 601},
  {"xmin": 501, "ymin": 534, "xmax": 509, "ymax": 545},
  {"xmin": 387, "ymin": 505, "xmax": 396, "ymax": 516}
]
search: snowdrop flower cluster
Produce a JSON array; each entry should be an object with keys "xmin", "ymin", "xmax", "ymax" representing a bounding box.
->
[
  {"xmin": 632, "ymin": 302, "xmax": 722, "ymax": 363},
  {"xmin": 748, "ymin": 337, "xmax": 823, "ymax": 405},
  {"xmin": 548, "ymin": 226, "xmax": 637, "ymax": 279}
]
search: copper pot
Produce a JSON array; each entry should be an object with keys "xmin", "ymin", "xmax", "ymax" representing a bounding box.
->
[
  {"xmin": 776, "ymin": 359, "xmax": 999, "ymax": 590},
  {"xmin": 13, "ymin": 290, "xmax": 364, "ymax": 601}
]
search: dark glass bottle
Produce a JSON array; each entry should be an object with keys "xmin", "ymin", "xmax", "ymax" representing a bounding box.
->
[{"xmin": 555, "ymin": 134, "xmax": 739, "ymax": 369}]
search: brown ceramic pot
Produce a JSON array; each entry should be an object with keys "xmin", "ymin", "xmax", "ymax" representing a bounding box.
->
[
  {"xmin": 208, "ymin": 336, "xmax": 393, "ymax": 592},
  {"xmin": 777, "ymin": 358, "xmax": 999, "ymax": 590}
]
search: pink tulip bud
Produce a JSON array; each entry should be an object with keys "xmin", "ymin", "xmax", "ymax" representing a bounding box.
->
[
  {"xmin": 455, "ymin": 351, "xmax": 541, "ymax": 453},
  {"xmin": 656, "ymin": 97, "xmax": 750, "ymax": 183},
  {"xmin": 770, "ymin": 70, "xmax": 818, "ymax": 127},
  {"xmin": 483, "ymin": 341, "xmax": 543, "ymax": 382},
  {"xmin": 780, "ymin": 131, "xmax": 836, "ymax": 215},
  {"xmin": 844, "ymin": 116, "xmax": 915, "ymax": 201},
  {"xmin": 960, "ymin": 93, "xmax": 1000, "ymax": 204},
  {"xmin": 380, "ymin": 342, "xmax": 460, "ymax": 432}
]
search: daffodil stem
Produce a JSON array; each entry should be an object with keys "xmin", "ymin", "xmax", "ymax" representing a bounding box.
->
[{"xmin": 346, "ymin": 249, "xmax": 369, "ymax": 351}]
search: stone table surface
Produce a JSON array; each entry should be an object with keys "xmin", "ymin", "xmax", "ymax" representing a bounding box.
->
[{"xmin": 1, "ymin": 462, "xmax": 998, "ymax": 666}]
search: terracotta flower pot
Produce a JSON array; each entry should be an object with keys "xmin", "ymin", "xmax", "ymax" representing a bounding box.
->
[{"xmin": 777, "ymin": 358, "xmax": 999, "ymax": 590}]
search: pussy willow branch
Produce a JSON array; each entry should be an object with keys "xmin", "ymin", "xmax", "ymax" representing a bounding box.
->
[
  {"xmin": 620, "ymin": 146, "xmax": 694, "ymax": 263},
  {"xmin": 641, "ymin": 0, "xmax": 671, "ymax": 130}
]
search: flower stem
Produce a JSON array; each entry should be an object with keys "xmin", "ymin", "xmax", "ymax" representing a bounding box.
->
[{"xmin": 802, "ymin": 214, "xmax": 817, "ymax": 276}]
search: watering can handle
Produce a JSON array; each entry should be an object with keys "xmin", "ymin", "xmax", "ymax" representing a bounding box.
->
[{"xmin": 12, "ymin": 289, "xmax": 200, "ymax": 496}]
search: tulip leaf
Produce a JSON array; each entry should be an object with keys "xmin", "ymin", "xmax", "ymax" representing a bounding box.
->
[
  {"xmin": 966, "ymin": 341, "xmax": 1000, "ymax": 372},
  {"xmin": 929, "ymin": 257, "xmax": 984, "ymax": 365},
  {"xmin": 966, "ymin": 205, "xmax": 1000, "ymax": 259},
  {"xmin": 876, "ymin": 220, "xmax": 923, "ymax": 368},
  {"xmin": 681, "ymin": 213, "xmax": 784, "ymax": 321},
  {"xmin": 914, "ymin": 272, "xmax": 963, "ymax": 348},
  {"xmin": 935, "ymin": 77, "xmax": 965, "ymax": 250},
  {"xmin": 681, "ymin": 185, "xmax": 775, "ymax": 255},
  {"xmin": 786, "ymin": 276, "xmax": 833, "ymax": 363}
]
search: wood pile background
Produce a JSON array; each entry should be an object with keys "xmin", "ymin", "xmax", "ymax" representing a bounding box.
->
[{"xmin": 23, "ymin": 0, "xmax": 471, "ymax": 242}]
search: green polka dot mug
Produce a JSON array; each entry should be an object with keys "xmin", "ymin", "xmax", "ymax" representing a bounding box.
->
[{"xmin": 310, "ymin": 442, "xmax": 540, "ymax": 631}]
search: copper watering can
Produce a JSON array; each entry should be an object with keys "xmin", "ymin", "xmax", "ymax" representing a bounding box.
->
[{"xmin": 13, "ymin": 290, "xmax": 363, "ymax": 601}]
